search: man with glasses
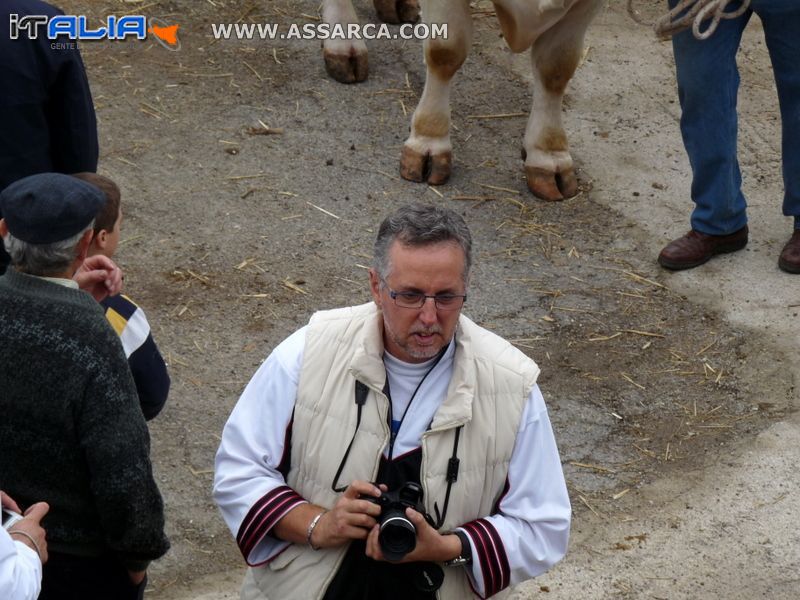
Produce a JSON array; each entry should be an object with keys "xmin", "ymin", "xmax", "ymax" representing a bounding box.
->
[{"xmin": 214, "ymin": 204, "xmax": 571, "ymax": 600}]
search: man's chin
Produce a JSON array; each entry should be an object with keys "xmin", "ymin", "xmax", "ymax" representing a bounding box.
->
[{"xmin": 406, "ymin": 340, "xmax": 443, "ymax": 360}]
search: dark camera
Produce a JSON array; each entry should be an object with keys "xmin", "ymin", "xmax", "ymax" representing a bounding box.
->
[{"xmin": 364, "ymin": 482, "xmax": 427, "ymax": 562}]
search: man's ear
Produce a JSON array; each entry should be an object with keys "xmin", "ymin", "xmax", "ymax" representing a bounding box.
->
[
  {"xmin": 0, "ymin": 219, "xmax": 7, "ymax": 238},
  {"xmin": 369, "ymin": 268, "xmax": 382, "ymax": 307},
  {"xmin": 94, "ymin": 229, "xmax": 108, "ymax": 250},
  {"xmin": 75, "ymin": 228, "xmax": 95, "ymax": 262}
]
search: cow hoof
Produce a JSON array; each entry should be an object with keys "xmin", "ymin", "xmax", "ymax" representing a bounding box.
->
[
  {"xmin": 374, "ymin": 0, "xmax": 420, "ymax": 24},
  {"xmin": 323, "ymin": 49, "xmax": 368, "ymax": 83},
  {"xmin": 525, "ymin": 166, "xmax": 578, "ymax": 201},
  {"xmin": 401, "ymin": 146, "xmax": 451, "ymax": 185}
]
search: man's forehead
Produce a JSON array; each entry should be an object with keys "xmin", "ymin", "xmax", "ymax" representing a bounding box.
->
[
  {"xmin": 386, "ymin": 240, "xmax": 467, "ymax": 287},
  {"xmin": 388, "ymin": 239, "xmax": 466, "ymax": 261}
]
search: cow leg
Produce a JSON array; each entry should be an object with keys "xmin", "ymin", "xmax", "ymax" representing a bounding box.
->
[
  {"xmin": 322, "ymin": 0, "xmax": 369, "ymax": 83},
  {"xmin": 401, "ymin": 0, "xmax": 472, "ymax": 185},
  {"xmin": 523, "ymin": 0, "xmax": 600, "ymax": 200},
  {"xmin": 373, "ymin": 0, "xmax": 420, "ymax": 24}
]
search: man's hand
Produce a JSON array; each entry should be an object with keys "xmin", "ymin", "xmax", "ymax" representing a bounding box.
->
[
  {"xmin": 365, "ymin": 507, "xmax": 461, "ymax": 564},
  {"xmin": 128, "ymin": 570, "xmax": 146, "ymax": 585},
  {"xmin": 73, "ymin": 254, "xmax": 123, "ymax": 301},
  {"xmin": 310, "ymin": 480, "xmax": 384, "ymax": 549},
  {"xmin": 0, "ymin": 490, "xmax": 22, "ymax": 513},
  {"xmin": 8, "ymin": 502, "xmax": 50, "ymax": 564}
]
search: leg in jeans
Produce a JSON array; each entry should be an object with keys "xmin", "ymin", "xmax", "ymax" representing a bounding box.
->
[
  {"xmin": 670, "ymin": 0, "xmax": 751, "ymax": 235},
  {"xmin": 753, "ymin": 0, "xmax": 800, "ymax": 230}
]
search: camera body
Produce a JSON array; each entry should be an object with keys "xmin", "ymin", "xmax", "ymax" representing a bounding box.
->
[{"xmin": 364, "ymin": 482, "xmax": 427, "ymax": 561}]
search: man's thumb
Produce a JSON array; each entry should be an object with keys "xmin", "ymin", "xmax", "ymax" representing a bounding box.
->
[{"xmin": 23, "ymin": 502, "xmax": 50, "ymax": 522}]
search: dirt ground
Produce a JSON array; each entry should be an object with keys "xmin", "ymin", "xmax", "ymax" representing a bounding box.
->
[{"xmin": 54, "ymin": 0, "xmax": 795, "ymax": 597}]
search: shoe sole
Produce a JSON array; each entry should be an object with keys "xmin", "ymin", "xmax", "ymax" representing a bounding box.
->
[
  {"xmin": 658, "ymin": 238, "xmax": 748, "ymax": 271},
  {"xmin": 778, "ymin": 257, "xmax": 800, "ymax": 274}
]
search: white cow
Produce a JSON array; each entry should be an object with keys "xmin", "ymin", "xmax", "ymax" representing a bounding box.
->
[{"xmin": 322, "ymin": 0, "xmax": 601, "ymax": 200}]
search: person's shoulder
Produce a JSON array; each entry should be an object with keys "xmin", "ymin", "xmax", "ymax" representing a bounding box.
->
[
  {"xmin": 309, "ymin": 302, "xmax": 375, "ymax": 325},
  {"xmin": 459, "ymin": 314, "xmax": 525, "ymax": 356},
  {"xmin": 272, "ymin": 325, "xmax": 308, "ymax": 363},
  {"xmin": 459, "ymin": 313, "xmax": 540, "ymax": 376},
  {"xmin": 51, "ymin": 292, "xmax": 125, "ymax": 361},
  {"xmin": 0, "ymin": 1, "xmax": 73, "ymax": 68},
  {"xmin": 6, "ymin": 0, "xmax": 64, "ymax": 18},
  {"xmin": 249, "ymin": 325, "xmax": 307, "ymax": 385},
  {"xmin": 101, "ymin": 293, "xmax": 139, "ymax": 319}
]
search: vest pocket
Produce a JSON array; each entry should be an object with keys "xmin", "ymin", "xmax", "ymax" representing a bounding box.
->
[{"xmin": 268, "ymin": 543, "xmax": 304, "ymax": 571}]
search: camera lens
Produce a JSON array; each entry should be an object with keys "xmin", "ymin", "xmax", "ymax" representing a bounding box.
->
[{"xmin": 378, "ymin": 514, "xmax": 416, "ymax": 562}]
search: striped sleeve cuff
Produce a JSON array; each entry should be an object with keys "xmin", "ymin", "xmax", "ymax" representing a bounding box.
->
[
  {"xmin": 236, "ymin": 486, "xmax": 306, "ymax": 564},
  {"xmin": 462, "ymin": 518, "xmax": 510, "ymax": 598}
]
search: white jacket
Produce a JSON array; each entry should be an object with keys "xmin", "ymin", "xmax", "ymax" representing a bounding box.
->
[
  {"xmin": 239, "ymin": 303, "xmax": 550, "ymax": 599},
  {"xmin": 0, "ymin": 519, "xmax": 42, "ymax": 600}
]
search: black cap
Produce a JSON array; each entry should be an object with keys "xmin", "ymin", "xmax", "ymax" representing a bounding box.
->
[{"xmin": 0, "ymin": 173, "xmax": 105, "ymax": 244}]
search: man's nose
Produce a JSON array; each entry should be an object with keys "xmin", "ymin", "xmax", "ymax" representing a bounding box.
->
[{"xmin": 418, "ymin": 297, "xmax": 438, "ymax": 325}]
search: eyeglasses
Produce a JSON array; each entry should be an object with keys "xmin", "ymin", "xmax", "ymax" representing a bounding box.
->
[{"xmin": 382, "ymin": 279, "xmax": 467, "ymax": 311}]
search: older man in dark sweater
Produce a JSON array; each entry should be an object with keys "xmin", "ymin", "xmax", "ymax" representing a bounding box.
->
[{"xmin": 0, "ymin": 173, "xmax": 169, "ymax": 600}]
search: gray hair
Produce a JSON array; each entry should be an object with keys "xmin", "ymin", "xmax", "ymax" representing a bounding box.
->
[
  {"xmin": 2, "ymin": 222, "xmax": 93, "ymax": 276},
  {"xmin": 373, "ymin": 204, "xmax": 472, "ymax": 282}
]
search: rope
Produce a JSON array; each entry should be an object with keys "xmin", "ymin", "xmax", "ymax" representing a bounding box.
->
[{"xmin": 628, "ymin": 0, "xmax": 751, "ymax": 41}]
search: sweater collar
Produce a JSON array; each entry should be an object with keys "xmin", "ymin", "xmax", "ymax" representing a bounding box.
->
[
  {"xmin": 31, "ymin": 274, "xmax": 79, "ymax": 289},
  {"xmin": 0, "ymin": 268, "xmax": 95, "ymax": 307}
]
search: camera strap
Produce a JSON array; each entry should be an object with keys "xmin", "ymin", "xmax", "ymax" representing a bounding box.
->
[
  {"xmin": 330, "ymin": 345, "xmax": 458, "ymax": 515},
  {"xmin": 331, "ymin": 346, "xmax": 444, "ymax": 493},
  {"xmin": 432, "ymin": 425, "xmax": 462, "ymax": 529},
  {"xmin": 330, "ymin": 380, "xmax": 370, "ymax": 492}
]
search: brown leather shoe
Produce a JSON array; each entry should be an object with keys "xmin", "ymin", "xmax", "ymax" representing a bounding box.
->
[
  {"xmin": 658, "ymin": 225, "xmax": 748, "ymax": 270},
  {"xmin": 778, "ymin": 230, "xmax": 800, "ymax": 274}
]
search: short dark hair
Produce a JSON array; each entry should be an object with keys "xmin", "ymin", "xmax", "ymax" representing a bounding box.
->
[
  {"xmin": 373, "ymin": 204, "xmax": 472, "ymax": 282},
  {"xmin": 71, "ymin": 172, "xmax": 120, "ymax": 233}
]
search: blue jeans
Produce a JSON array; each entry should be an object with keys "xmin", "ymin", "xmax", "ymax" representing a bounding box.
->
[{"xmin": 670, "ymin": 0, "xmax": 800, "ymax": 235}]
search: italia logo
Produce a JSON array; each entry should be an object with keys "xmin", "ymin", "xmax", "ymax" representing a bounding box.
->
[{"xmin": 9, "ymin": 14, "xmax": 181, "ymax": 50}]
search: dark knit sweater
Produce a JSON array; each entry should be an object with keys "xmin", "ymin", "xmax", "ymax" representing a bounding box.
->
[{"xmin": 0, "ymin": 269, "xmax": 169, "ymax": 571}]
